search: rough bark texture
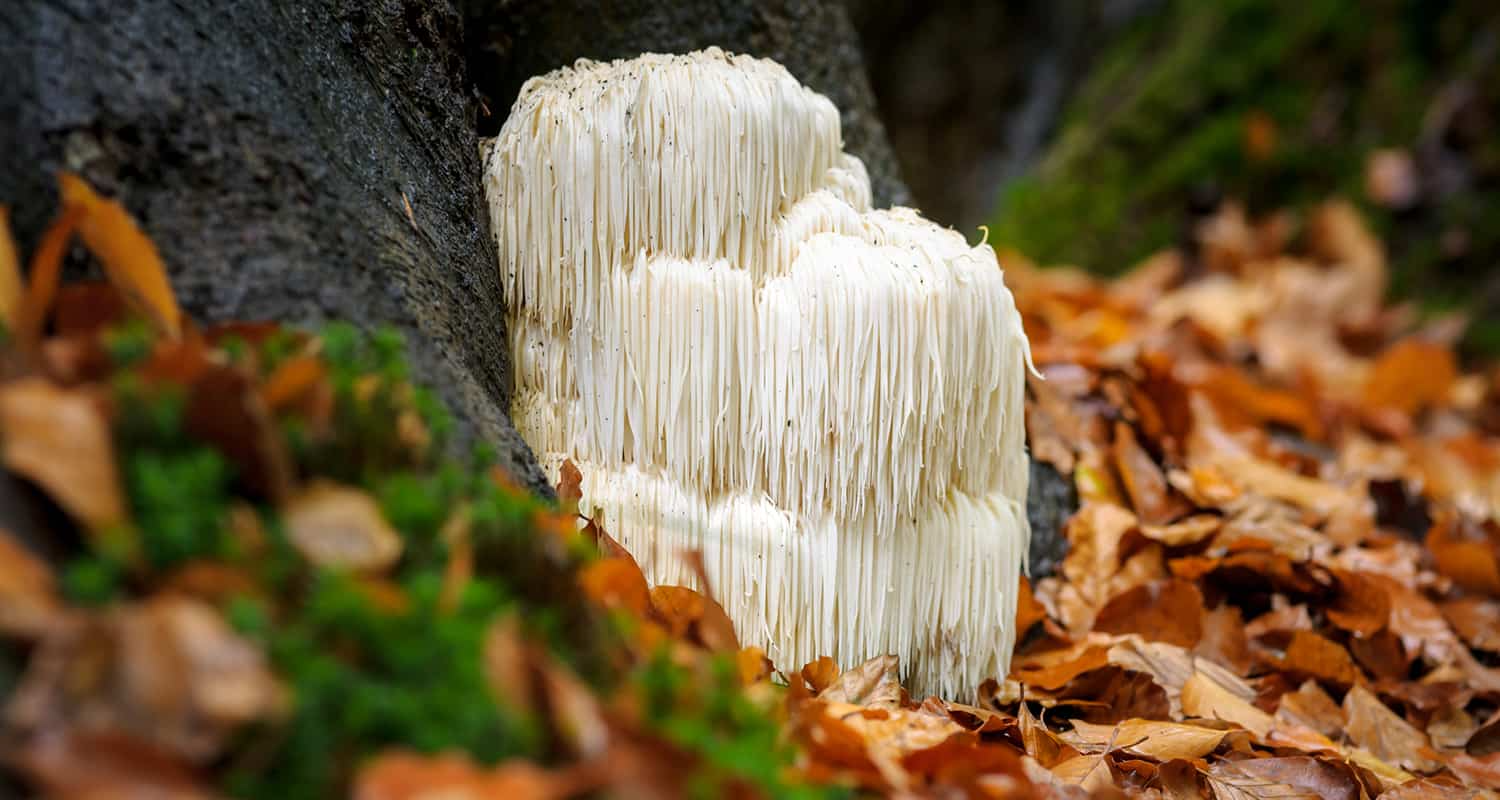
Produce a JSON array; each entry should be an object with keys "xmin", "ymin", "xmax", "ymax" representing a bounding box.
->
[
  {"xmin": 465, "ymin": 0, "xmax": 912, "ymax": 208},
  {"xmin": 0, "ymin": 0, "xmax": 549, "ymax": 494}
]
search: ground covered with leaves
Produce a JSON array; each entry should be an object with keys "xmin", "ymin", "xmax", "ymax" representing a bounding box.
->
[{"xmin": 5, "ymin": 177, "xmax": 1500, "ymax": 799}]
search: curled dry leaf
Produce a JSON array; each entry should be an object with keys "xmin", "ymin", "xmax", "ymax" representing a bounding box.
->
[
  {"xmin": 820, "ymin": 654, "xmax": 902, "ymax": 707},
  {"xmin": 283, "ymin": 480, "xmax": 403, "ymax": 573},
  {"xmin": 0, "ymin": 207, "xmax": 20, "ymax": 328},
  {"xmin": 649, "ymin": 585, "xmax": 739, "ymax": 653},
  {"xmin": 1180, "ymin": 671, "xmax": 1273, "ymax": 739},
  {"xmin": 578, "ymin": 557, "xmax": 651, "ymax": 618},
  {"xmin": 0, "ymin": 377, "xmax": 125, "ymax": 529},
  {"xmin": 57, "ymin": 173, "xmax": 182, "ymax": 338}
]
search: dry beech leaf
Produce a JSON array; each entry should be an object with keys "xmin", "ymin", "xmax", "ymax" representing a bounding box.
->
[
  {"xmin": 1442, "ymin": 598, "xmax": 1500, "ymax": 653},
  {"xmin": 1215, "ymin": 456, "xmax": 1351, "ymax": 518},
  {"xmin": 802, "ymin": 656, "xmax": 841, "ymax": 694},
  {"xmin": 1180, "ymin": 671, "xmax": 1273, "ymax": 738},
  {"xmin": 1204, "ymin": 760, "xmax": 1321, "ymax": 800},
  {"xmin": 1276, "ymin": 630, "xmax": 1363, "ymax": 688},
  {"xmin": 58, "ymin": 172, "xmax": 182, "ymax": 338},
  {"xmin": 649, "ymin": 585, "xmax": 739, "ymax": 653},
  {"xmin": 1062, "ymin": 718, "xmax": 1236, "ymax": 761},
  {"xmin": 557, "ymin": 459, "xmax": 583, "ymax": 508},
  {"xmin": 820, "ymin": 654, "xmax": 901, "ymax": 707},
  {"xmin": 1140, "ymin": 514, "xmax": 1222, "ymax": 547},
  {"xmin": 0, "ymin": 206, "xmax": 21, "ymax": 327},
  {"xmin": 482, "ymin": 613, "xmax": 534, "ymax": 717},
  {"xmin": 283, "ymin": 480, "xmax": 403, "ymax": 573},
  {"xmin": 1275, "ymin": 680, "xmax": 1345, "ymax": 738},
  {"xmin": 1343, "ymin": 685, "xmax": 1443, "ymax": 773},
  {"xmin": 1092, "ymin": 578, "xmax": 1204, "ymax": 648},
  {"xmin": 0, "ymin": 377, "xmax": 126, "ymax": 528}
]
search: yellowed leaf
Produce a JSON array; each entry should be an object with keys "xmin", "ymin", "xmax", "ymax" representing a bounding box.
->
[
  {"xmin": 58, "ymin": 172, "xmax": 182, "ymax": 338},
  {"xmin": 1181, "ymin": 671, "xmax": 1273, "ymax": 738},
  {"xmin": 283, "ymin": 480, "xmax": 403, "ymax": 573},
  {"xmin": 0, "ymin": 529, "xmax": 61, "ymax": 637},
  {"xmin": 1063, "ymin": 718, "xmax": 1234, "ymax": 760},
  {"xmin": 0, "ymin": 377, "xmax": 125, "ymax": 528},
  {"xmin": 1343, "ymin": 685, "xmax": 1443, "ymax": 773}
]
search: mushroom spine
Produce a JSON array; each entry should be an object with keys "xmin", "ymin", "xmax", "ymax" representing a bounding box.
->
[{"xmin": 483, "ymin": 48, "xmax": 1033, "ymax": 698}]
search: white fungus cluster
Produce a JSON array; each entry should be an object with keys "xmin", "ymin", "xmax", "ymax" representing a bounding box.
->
[{"xmin": 483, "ymin": 48, "xmax": 1033, "ymax": 698}]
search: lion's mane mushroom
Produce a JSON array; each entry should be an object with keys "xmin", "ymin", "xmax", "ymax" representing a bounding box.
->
[{"xmin": 482, "ymin": 48, "xmax": 1033, "ymax": 697}]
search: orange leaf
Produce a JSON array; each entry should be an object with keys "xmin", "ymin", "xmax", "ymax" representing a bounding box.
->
[
  {"xmin": 1277, "ymin": 630, "xmax": 1362, "ymax": 688},
  {"xmin": 58, "ymin": 172, "xmax": 182, "ymax": 338},
  {"xmin": 578, "ymin": 557, "xmax": 650, "ymax": 617},
  {"xmin": 802, "ymin": 656, "xmax": 841, "ymax": 694},
  {"xmin": 14, "ymin": 205, "xmax": 84, "ymax": 349},
  {"xmin": 260, "ymin": 355, "xmax": 327, "ymax": 411},
  {"xmin": 0, "ymin": 206, "xmax": 21, "ymax": 328},
  {"xmin": 1363, "ymin": 339, "xmax": 1456, "ymax": 418},
  {"xmin": 1092, "ymin": 579, "xmax": 1204, "ymax": 648}
]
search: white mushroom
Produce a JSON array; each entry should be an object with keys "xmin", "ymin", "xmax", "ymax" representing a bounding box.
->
[{"xmin": 482, "ymin": 47, "xmax": 1033, "ymax": 698}]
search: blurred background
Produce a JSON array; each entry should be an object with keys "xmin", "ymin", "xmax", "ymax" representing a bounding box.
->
[{"xmin": 845, "ymin": 0, "xmax": 1500, "ymax": 353}]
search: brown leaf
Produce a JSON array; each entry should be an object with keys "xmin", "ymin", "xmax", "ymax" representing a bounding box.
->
[
  {"xmin": 1441, "ymin": 598, "xmax": 1500, "ymax": 653},
  {"xmin": 0, "ymin": 206, "xmax": 22, "ymax": 329},
  {"xmin": 557, "ymin": 459, "xmax": 583, "ymax": 508},
  {"xmin": 259, "ymin": 354, "xmax": 327, "ymax": 412},
  {"xmin": 820, "ymin": 654, "xmax": 902, "ymax": 707},
  {"xmin": 1016, "ymin": 575, "xmax": 1048, "ymax": 637},
  {"xmin": 1181, "ymin": 671, "xmax": 1273, "ymax": 738},
  {"xmin": 1233, "ymin": 756, "xmax": 1371, "ymax": 800},
  {"xmin": 1326, "ymin": 568, "xmax": 1392, "ymax": 636},
  {"xmin": 1215, "ymin": 456, "xmax": 1352, "ymax": 518},
  {"xmin": 482, "ymin": 613, "xmax": 534, "ymax": 718},
  {"xmin": 737, "ymin": 646, "xmax": 774, "ymax": 685},
  {"xmin": 1114, "ymin": 422, "xmax": 1190, "ymax": 525},
  {"xmin": 1197, "ymin": 605, "xmax": 1256, "ymax": 676},
  {"xmin": 7, "ymin": 597, "xmax": 284, "ymax": 762},
  {"xmin": 283, "ymin": 480, "xmax": 403, "ymax": 573},
  {"xmin": 0, "ymin": 528, "xmax": 61, "ymax": 638},
  {"xmin": 0, "ymin": 377, "xmax": 126, "ymax": 529},
  {"xmin": 58, "ymin": 172, "xmax": 182, "ymax": 338},
  {"xmin": 8, "ymin": 731, "xmax": 217, "ymax": 800},
  {"xmin": 1275, "ymin": 680, "xmax": 1345, "ymax": 739},
  {"xmin": 1343, "ymin": 684, "xmax": 1443, "ymax": 773},
  {"xmin": 54, "ymin": 281, "xmax": 131, "ymax": 336},
  {"xmin": 1013, "ymin": 644, "xmax": 1112, "ymax": 691},
  {"xmin": 1092, "ymin": 579, "xmax": 1205, "ymax": 648},
  {"xmin": 185, "ymin": 364, "xmax": 294, "ymax": 503},
  {"xmin": 1062, "ymin": 718, "xmax": 1236, "ymax": 760},
  {"xmin": 1204, "ymin": 760, "xmax": 1321, "ymax": 800}
]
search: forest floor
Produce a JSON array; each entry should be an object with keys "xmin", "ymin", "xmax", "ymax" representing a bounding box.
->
[{"xmin": 4, "ymin": 177, "xmax": 1500, "ymax": 799}]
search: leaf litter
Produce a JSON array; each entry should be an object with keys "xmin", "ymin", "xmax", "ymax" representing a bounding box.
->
[{"xmin": 2, "ymin": 177, "xmax": 1500, "ymax": 797}]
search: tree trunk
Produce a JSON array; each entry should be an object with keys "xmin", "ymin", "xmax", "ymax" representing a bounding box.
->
[
  {"xmin": 1, "ymin": 0, "xmax": 1073, "ymax": 568},
  {"xmin": 1, "ymin": 0, "xmax": 548, "ymax": 493}
]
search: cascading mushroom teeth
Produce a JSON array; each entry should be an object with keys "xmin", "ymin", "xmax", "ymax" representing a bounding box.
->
[{"xmin": 482, "ymin": 46, "xmax": 1033, "ymax": 699}]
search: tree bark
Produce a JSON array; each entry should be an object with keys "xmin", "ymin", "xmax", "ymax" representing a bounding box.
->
[
  {"xmin": 0, "ymin": 0, "xmax": 1073, "ymax": 567},
  {"xmin": 1, "ymin": 0, "xmax": 548, "ymax": 493}
]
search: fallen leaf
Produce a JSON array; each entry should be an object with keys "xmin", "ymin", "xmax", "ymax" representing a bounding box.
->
[
  {"xmin": 8, "ymin": 730, "xmax": 217, "ymax": 800},
  {"xmin": 283, "ymin": 480, "xmax": 403, "ymax": 573},
  {"xmin": 1114, "ymin": 422, "xmax": 1190, "ymax": 524},
  {"xmin": 0, "ymin": 206, "xmax": 21, "ymax": 328},
  {"xmin": 13, "ymin": 206, "xmax": 83, "ymax": 349},
  {"xmin": 1181, "ymin": 671, "xmax": 1273, "ymax": 738},
  {"xmin": 820, "ymin": 654, "xmax": 902, "ymax": 707},
  {"xmin": 1442, "ymin": 598, "xmax": 1500, "ymax": 652},
  {"xmin": 1364, "ymin": 339, "xmax": 1456, "ymax": 419},
  {"xmin": 354, "ymin": 751, "xmax": 578, "ymax": 800},
  {"xmin": 0, "ymin": 377, "xmax": 125, "ymax": 529},
  {"xmin": 578, "ymin": 557, "xmax": 650, "ymax": 617},
  {"xmin": 1343, "ymin": 684, "xmax": 1443, "ymax": 773},
  {"xmin": 1204, "ymin": 760, "xmax": 1321, "ymax": 800},
  {"xmin": 1275, "ymin": 680, "xmax": 1345, "ymax": 738},
  {"xmin": 58, "ymin": 172, "xmax": 182, "ymax": 338},
  {"xmin": 802, "ymin": 656, "xmax": 841, "ymax": 694},
  {"xmin": 1062, "ymin": 718, "xmax": 1236, "ymax": 760},
  {"xmin": 1092, "ymin": 579, "xmax": 1204, "ymax": 648},
  {"xmin": 1326, "ymin": 568, "xmax": 1392, "ymax": 636},
  {"xmin": 1275, "ymin": 630, "xmax": 1363, "ymax": 688}
]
